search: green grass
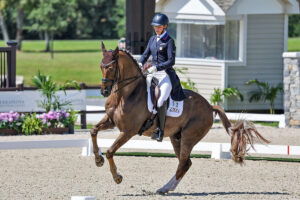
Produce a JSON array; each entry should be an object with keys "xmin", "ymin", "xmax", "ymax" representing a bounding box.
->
[
  {"xmin": 101, "ymin": 152, "xmax": 300, "ymax": 163},
  {"xmin": 0, "ymin": 37, "xmax": 299, "ymax": 86},
  {"xmin": 1, "ymin": 40, "xmax": 118, "ymax": 86},
  {"xmin": 288, "ymin": 37, "xmax": 300, "ymax": 51},
  {"xmin": 253, "ymin": 121, "xmax": 279, "ymax": 127},
  {"xmin": 75, "ymin": 124, "xmax": 94, "ymax": 129}
]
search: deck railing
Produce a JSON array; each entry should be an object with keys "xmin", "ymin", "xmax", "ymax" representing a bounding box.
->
[{"xmin": 0, "ymin": 41, "xmax": 17, "ymax": 88}]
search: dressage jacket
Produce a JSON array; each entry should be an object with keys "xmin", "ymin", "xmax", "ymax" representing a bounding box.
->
[{"xmin": 139, "ymin": 33, "xmax": 186, "ymax": 101}]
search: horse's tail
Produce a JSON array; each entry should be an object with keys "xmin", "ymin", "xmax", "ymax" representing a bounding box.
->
[
  {"xmin": 212, "ymin": 105, "xmax": 231, "ymax": 134},
  {"xmin": 212, "ymin": 105, "xmax": 270, "ymax": 164}
]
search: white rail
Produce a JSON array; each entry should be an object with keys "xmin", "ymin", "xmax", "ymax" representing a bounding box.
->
[{"xmin": 1, "ymin": 138, "xmax": 299, "ymax": 159}]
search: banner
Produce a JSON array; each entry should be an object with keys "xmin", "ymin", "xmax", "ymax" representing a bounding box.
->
[{"xmin": 0, "ymin": 90, "xmax": 86, "ymax": 112}]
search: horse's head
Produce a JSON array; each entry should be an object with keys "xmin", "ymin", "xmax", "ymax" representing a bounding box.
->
[{"xmin": 100, "ymin": 42, "xmax": 119, "ymax": 97}]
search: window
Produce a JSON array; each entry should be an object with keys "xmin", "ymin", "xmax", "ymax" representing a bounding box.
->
[{"xmin": 168, "ymin": 21, "xmax": 240, "ymax": 61}]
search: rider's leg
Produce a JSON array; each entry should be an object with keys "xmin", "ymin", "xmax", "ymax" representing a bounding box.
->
[{"xmin": 151, "ymin": 76, "xmax": 172, "ymax": 142}]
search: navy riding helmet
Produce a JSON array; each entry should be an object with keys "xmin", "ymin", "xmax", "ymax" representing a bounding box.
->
[{"xmin": 151, "ymin": 13, "xmax": 169, "ymax": 26}]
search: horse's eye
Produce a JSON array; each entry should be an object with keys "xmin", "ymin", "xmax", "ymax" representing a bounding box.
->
[{"xmin": 109, "ymin": 67, "xmax": 114, "ymax": 72}]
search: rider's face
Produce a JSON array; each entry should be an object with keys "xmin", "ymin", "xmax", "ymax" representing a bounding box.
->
[{"xmin": 154, "ymin": 25, "xmax": 167, "ymax": 35}]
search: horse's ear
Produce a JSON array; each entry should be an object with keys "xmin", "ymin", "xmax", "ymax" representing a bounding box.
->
[
  {"xmin": 101, "ymin": 41, "xmax": 106, "ymax": 53},
  {"xmin": 113, "ymin": 46, "xmax": 119, "ymax": 58}
]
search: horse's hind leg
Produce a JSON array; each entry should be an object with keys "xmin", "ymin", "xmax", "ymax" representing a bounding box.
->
[
  {"xmin": 90, "ymin": 114, "xmax": 115, "ymax": 167},
  {"xmin": 157, "ymin": 132, "xmax": 195, "ymax": 194}
]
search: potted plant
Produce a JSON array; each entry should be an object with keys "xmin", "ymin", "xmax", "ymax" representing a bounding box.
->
[
  {"xmin": 0, "ymin": 111, "xmax": 25, "ymax": 135},
  {"xmin": 210, "ymin": 87, "xmax": 244, "ymax": 106},
  {"xmin": 32, "ymin": 71, "xmax": 80, "ymax": 112},
  {"xmin": 245, "ymin": 79, "xmax": 283, "ymax": 114}
]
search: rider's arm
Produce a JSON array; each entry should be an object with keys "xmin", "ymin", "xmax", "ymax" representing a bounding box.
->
[
  {"xmin": 139, "ymin": 36, "xmax": 154, "ymax": 65},
  {"xmin": 156, "ymin": 39, "xmax": 176, "ymax": 71}
]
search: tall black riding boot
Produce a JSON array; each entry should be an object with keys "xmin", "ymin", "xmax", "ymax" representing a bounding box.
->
[{"xmin": 151, "ymin": 101, "xmax": 167, "ymax": 142}]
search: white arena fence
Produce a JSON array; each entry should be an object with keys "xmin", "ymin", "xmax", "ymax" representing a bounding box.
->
[{"xmin": 1, "ymin": 138, "xmax": 300, "ymax": 159}]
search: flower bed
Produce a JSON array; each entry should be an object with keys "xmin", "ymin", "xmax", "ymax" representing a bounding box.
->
[{"xmin": 0, "ymin": 110, "xmax": 77, "ymax": 136}]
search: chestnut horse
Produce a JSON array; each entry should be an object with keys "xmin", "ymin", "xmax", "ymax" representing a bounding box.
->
[{"xmin": 90, "ymin": 42, "xmax": 269, "ymax": 194}]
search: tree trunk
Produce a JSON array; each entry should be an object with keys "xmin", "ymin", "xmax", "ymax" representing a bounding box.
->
[
  {"xmin": 45, "ymin": 31, "xmax": 50, "ymax": 52},
  {"xmin": 51, "ymin": 32, "xmax": 54, "ymax": 59},
  {"xmin": 0, "ymin": 10, "xmax": 9, "ymax": 43},
  {"xmin": 16, "ymin": 8, "xmax": 24, "ymax": 50}
]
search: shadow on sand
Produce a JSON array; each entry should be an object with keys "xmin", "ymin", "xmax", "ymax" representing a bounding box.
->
[{"xmin": 121, "ymin": 190, "xmax": 289, "ymax": 197}]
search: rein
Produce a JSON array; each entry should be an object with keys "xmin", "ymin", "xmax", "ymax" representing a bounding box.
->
[{"xmin": 102, "ymin": 56, "xmax": 142, "ymax": 94}]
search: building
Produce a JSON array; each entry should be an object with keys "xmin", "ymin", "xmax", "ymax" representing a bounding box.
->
[{"xmin": 155, "ymin": 0, "xmax": 299, "ymax": 112}]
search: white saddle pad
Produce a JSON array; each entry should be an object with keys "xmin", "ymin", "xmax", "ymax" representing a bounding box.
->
[{"xmin": 147, "ymin": 88, "xmax": 184, "ymax": 117}]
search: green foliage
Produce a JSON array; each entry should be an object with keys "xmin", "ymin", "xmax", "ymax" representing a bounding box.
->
[
  {"xmin": 175, "ymin": 67, "xmax": 198, "ymax": 91},
  {"xmin": 27, "ymin": 0, "xmax": 77, "ymax": 34},
  {"xmin": 210, "ymin": 88, "xmax": 223, "ymax": 105},
  {"xmin": 289, "ymin": 15, "xmax": 300, "ymax": 37},
  {"xmin": 210, "ymin": 87, "xmax": 244, "ymax": 106},
  {"xmin": 21, "ymin": 113, "xmax": 43, "ymax": 135},
  {"xmin": 245, "ymin": 79, "xmax": 283, "ymax": 114},
  {"xmin": 32, "ymin": 71, "xmax": 80, "ymax": 112}
]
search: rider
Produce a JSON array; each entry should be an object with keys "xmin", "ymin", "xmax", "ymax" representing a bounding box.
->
[{"xmin": 139, "ymin": 13, "xmax": 186, "ymax": 142}]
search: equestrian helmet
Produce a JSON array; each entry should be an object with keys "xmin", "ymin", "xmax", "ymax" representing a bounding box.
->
[{"xmin": 151, "ymin": 13, "xmax": 169, "ymax": 26}]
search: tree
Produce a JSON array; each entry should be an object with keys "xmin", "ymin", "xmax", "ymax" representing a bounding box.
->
[
  {"xmin": 28, "ymin": 0, "xmax": 77, "ymax": 57},
  {"xmin": 245, "ymin": 79, "xmax": 283, "ymax": 114},
  {"xmin": 0, "ymin": 0, "xmax": 9, "ymax": 42},
  {"xmin": 289, "ymin": 15, "xmax": 300, "ymax": 37}
]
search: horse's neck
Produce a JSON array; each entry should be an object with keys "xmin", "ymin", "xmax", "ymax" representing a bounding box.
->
[{"xmin": 112, "ymin": 55, "xmax": 147, "ymax": 103}]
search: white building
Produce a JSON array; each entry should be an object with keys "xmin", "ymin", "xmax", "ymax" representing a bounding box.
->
[{"xmin": 156, "ymin": 0, "xmax": 299, "ymax": 111}]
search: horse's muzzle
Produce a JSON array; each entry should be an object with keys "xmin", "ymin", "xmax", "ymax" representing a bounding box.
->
[{"xmin": 101, "ymin": 87, "xmax": 111, "ymax": 97}]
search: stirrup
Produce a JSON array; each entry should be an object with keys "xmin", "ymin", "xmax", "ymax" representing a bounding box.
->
[
  {"xmin": 151, "ymin": 129, "xmax": 159, "ymax": 140},
  {"xmin": 151, "ymin": 132, "xmax": 159, "ymax": 140},
  {"xmin": 156, "ymin": 130, "xmax": 164, "ymax": 142}
]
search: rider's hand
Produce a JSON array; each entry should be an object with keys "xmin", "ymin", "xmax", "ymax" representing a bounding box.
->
[
  {"xmin": 138, "ymin": 62, "xmax": 143, "ymax": 68},
  {"xmin": 147, "ymin": 66, "xmax": 157, "ymax": 74},
  {"xmin": 142, "ymin": 63, "xmax": 152, "ymax": 73}
]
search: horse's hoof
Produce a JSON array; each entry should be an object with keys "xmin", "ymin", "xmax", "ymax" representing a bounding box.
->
[
  {"xmin": 114, "ymin": 174, "xmax": 123, "ymax": 184},
  {"xmin": 156, "ymin": 188, "xmax": 168, "ymax": 195},
  {"xmin": 95, "ymin": 155, "xmax": 104, "ymax": 167}
]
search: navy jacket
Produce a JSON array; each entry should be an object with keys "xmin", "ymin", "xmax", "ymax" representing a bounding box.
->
[{"xmin": 139, "ymin": 33, "xmax": 186, "ymax": 101}]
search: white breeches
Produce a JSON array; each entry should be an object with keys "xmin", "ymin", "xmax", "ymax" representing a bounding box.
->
[{"xmin": 146, "ymin": 73, "xmax": 172, "ymax": 108}]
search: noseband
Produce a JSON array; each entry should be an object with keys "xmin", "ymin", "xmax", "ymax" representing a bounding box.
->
[
  {"xmin": 101, "ymin": 56, "xmax": 142, "ymax": 94},
  {"xmin": 101, "ymin": 59, "xmax": 117, "ymax": 84}
]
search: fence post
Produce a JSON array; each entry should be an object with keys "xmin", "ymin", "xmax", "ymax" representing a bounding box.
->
[
  {"xmin": 81, "ymin": 111, "xmax": 87, "ymax": 129},
  {"xmin": 6, "ymin": 41, "xmax": 17, "ymax": 87}
]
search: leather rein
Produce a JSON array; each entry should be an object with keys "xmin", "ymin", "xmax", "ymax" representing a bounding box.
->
[{"xmin": 101, "ymin": 57, "xmax": 143, "ymax": 94}]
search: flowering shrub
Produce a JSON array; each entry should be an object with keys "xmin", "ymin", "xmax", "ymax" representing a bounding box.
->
[
  {"xmin": 0, "ymin": 110, "xmax": 77, "ymax": 134},
  {"xmin": 0, "ymin": 111, "xmax": 25, "ymax": 132},
  {"xmin": 38, "ymin": 110, "xmax": 77, "ymax": 128}
]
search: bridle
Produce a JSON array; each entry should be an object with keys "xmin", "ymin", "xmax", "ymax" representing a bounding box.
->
[{"xmin": 101, "ymin": 55, "xmax": 142, "ymax": 94}]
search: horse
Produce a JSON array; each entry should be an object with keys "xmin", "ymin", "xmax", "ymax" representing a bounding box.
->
[{"xmin": 90, "ymin": 42, "xmax": 270, "ymax": 194}]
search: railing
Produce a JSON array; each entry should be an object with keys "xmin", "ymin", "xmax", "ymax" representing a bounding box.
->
[{"xmin": 0, "ymin": 41, "xmax": 17, "ymax": 88}]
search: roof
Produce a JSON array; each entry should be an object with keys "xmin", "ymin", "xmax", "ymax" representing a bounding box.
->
[{"xmin": 213, "ymin": 0, "xmax": 237, "ymax": 12}]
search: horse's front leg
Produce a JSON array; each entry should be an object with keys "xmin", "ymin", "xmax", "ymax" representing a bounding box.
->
[
  {"xmin": 90, "ymin": 114, "xmax": 115, "ymax": 167},
  {"xmin": 106, "ymin": 132, "xmax": 134, "ymax": 184}
]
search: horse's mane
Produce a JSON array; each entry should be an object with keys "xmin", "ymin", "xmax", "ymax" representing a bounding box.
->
[{"xmin": 119, "ymin": 49, "xmax": 143, "ymax": 75}]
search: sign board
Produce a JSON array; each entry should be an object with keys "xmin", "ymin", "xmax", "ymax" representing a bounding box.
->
[{"xmin": 0, "ymin": 90, "xmax": 86, "ymax": 112}]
